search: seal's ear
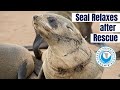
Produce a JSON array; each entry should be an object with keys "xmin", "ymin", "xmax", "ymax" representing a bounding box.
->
[
  {"xmin": 63, "ymin": 22, "xmax": 73, "ymax": 31},
  {"xmin": 66, "ymin": 25, "xmax": 74, "ymax": 32}
]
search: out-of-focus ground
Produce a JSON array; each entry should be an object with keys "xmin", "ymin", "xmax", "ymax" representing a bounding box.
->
[{"xmin": 0, "ymin": 11, "xmax": 120, "ymax": 79}]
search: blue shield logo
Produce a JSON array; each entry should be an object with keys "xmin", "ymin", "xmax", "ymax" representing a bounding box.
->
[{"xmin": 96, "ymin": 46, "xmax": 116, "ymax": 67}]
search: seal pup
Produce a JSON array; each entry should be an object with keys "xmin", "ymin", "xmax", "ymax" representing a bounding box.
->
[
  {"xmin": 0, "ymin": 43, "xmax": 34, "ymax": 79},
  {"xmin": 33, "ymin": 13, "xmax": 104, "ymax": 79}
]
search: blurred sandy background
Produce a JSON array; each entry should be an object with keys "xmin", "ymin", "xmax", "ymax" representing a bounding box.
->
[{"xmin": 0, "ymin": 11, "xmax": 120, "ymax": 79}]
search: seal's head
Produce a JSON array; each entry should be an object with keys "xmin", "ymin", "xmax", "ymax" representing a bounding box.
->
[{"xmin": 33, "ymin": 13, "xmax": 83, "ymax": 46}]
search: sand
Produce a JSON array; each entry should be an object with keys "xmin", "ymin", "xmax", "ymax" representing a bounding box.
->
[{"xmin": 0, "ymin": 11, "xmax": 120, "ymax": 79}]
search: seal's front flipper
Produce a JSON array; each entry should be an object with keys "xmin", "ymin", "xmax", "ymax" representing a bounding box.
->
[
  {"xmin": 18, "ymin": 60, "xmax": 27, "ymax": 79},
  {"xmin": 38, "ymin": 67, "xmax": 45, "ymax": 79},
  {"xmin": 33, "ymin": 34, "xmax": 44, "ymax": 60},
  {"xmin": 34, "ymin": 58, "xmax": 43, "ymax": 76}
]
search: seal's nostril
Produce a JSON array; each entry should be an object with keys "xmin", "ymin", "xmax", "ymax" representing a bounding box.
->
[{"xmin": 33, "ymin": 15, "xmax": 38, "ymax": 20}]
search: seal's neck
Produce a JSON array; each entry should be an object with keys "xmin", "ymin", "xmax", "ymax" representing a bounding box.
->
[{"xmin": 48, "ymin": 36, "xmax": 90, "ymax": 57}]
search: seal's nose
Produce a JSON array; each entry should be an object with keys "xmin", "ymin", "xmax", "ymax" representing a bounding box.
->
[{"xmin": 33, "ymin": 15, "xmax": 38, "ymax": 20}]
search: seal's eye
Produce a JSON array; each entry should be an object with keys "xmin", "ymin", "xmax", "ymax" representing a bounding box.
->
[
  {"xmin": 66, "ymin": 25, "xmax": 73, "ymax": 31},
  {"xmin": 48, "ymin": 17, "xmax": 56, "ymax": 23},
  {"xmin": 47, "ymin": 16, "xmax": 58, "ymax": 29}
]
